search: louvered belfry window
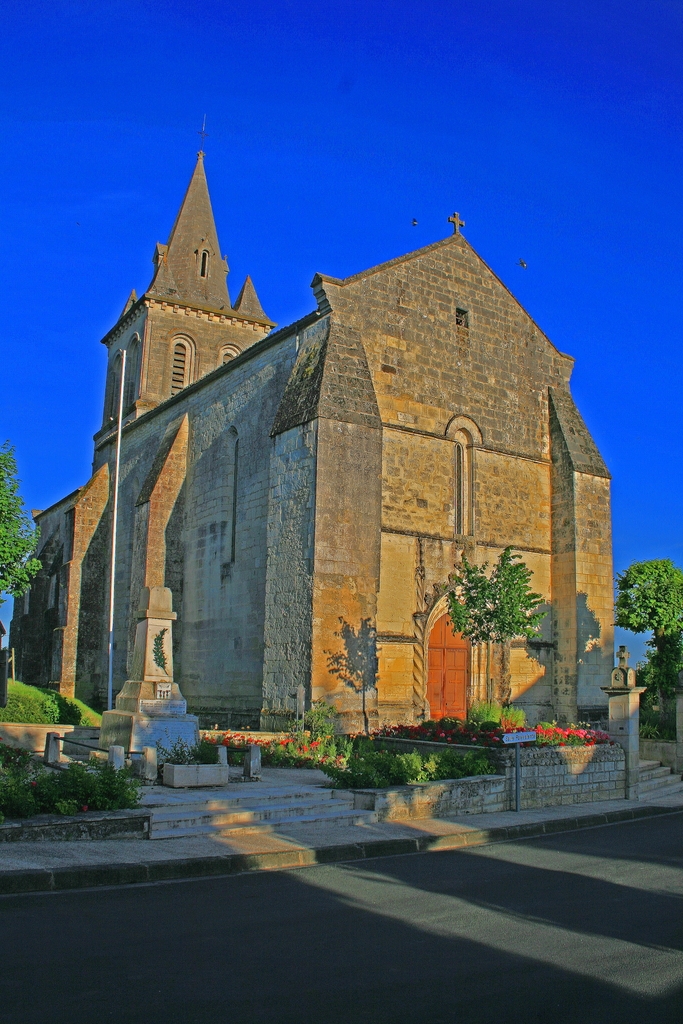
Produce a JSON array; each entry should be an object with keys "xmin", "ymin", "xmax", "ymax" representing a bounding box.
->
[{"xmin": 171, "ymin": 342, "xmax": 188, "ymax": 394}]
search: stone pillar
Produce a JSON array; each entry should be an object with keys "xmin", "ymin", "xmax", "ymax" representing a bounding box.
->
[
  {"xmin": 601, "ymin": 646, "xmax": 645, "ymax": 800},
  {"xmin": 676, "ymin": 673, "xmax": 683, "ymax": 775}
]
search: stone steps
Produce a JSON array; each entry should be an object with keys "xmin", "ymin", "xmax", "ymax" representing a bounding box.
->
[
  {"xmin": 145, "ymin": 787, "xmax": 377, "ymax": 839},
  {"xmin": 143, "ymin": 785, "xmax": 341, "ymax": 818},
  {"xmin": 638, "ymin": 760, "xmax": 683, "ymax": 797},
  {"xmin": 151, "ymin": 807, "xmax": 376, "ymax": 840}
]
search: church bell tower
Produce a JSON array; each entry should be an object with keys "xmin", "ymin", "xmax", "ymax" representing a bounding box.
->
[{"xmin": 96, "ymin": 152, "xmax": 275, "ymax": 438}]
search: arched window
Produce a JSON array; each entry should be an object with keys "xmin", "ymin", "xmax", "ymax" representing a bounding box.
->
[
  {"xmin": 219, "ymin": 345, "xmax": 241, "ymax": 366},
  {"xmin": 454, "ymin": 442, "xmax": 464, "ymax": 535},
  {"xmin": 200, "ymin": 250, "xmax": 209, "ymax": 278},
  {"xmin": 107, "ymin": 351, "xmax": 123, "ymax": 422},
  {"xmin": 452, "ymin": 430, "xmax": 473, "ymax": 536},
  {"xmin": 124, "ymin": 336, "xmax": 141, "ymax": 409},
  {"xmin": 171, "ymin": 341, "xmax": 188, "ymax": 394},
  {"xmin": 446, "ymin": 416, "xmax": 481, "ymax": 538}
]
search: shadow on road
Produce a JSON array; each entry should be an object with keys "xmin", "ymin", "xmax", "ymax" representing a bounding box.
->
[{"xmin": 0, "ymin": 815, "xmax": 681, "ymax": 1024}]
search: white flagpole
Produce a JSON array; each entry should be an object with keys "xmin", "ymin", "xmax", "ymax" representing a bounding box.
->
[{"xmin": 107, "ymin": 349, "xmax": 127, "ymax": 712}]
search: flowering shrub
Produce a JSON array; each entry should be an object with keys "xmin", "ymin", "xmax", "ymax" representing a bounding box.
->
[
  {"xmin": 204, "ymin": 732, "xmax": 351, "ymax": 769},
  {"xmin": 375, "ymin": 719, "xmax": 612, "ymax": 748},
  {"xmin": 533, "ymin": 723, "xmax": 612, "ymax": 747}
]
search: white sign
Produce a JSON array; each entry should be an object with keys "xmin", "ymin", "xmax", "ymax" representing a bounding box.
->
[
  {"xmin": 139, "ymin": 699, "xmax": 187, "ymax": 717},
  {"xmin": 503, "ymin": 731, "xmax": 537, "ymax": 744}
]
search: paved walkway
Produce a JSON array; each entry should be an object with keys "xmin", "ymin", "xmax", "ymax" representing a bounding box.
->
[{"xmin": 1, "ymin": 767, "xmax": 682, "ymax": 894}]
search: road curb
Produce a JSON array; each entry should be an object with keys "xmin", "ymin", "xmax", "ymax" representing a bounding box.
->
[{"xmin": 1, "ymin": 802, "xmax": 681, "ymax": 895}]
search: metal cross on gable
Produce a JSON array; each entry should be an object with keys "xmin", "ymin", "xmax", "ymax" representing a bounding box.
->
[{"xmin": 448, "ymin": 212, "xmax": 466, "ymax": 234}]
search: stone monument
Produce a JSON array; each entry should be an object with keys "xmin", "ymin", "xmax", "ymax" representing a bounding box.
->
[
  {"xmin": 99, "ymin": 586, "xmax": 199, "ymax": 757},
  {"xmin": 601, "ymin": 646, "xmax": 645, "ymax": 800}
]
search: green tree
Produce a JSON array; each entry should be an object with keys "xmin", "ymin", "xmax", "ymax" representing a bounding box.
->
[
  {"xmin": 615, "ymin": 559, "xmax": 683, "ymax": 699},
  {"xmin": 0, "ymin": 442, "xmax": 41, "ymax": 606},
  {"xmin": 446, "ymin": 547, "xmax": 546, "ymax": 703}
]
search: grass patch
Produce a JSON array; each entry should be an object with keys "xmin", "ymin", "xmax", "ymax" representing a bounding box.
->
[{"xmin": 0, "ymin": 681, "xmax": 101, "ymax": 727}]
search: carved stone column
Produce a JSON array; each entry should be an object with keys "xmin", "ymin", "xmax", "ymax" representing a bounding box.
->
[{"xmin": 601, "ymin": 646, "xmax": 645, "ymax": 800}]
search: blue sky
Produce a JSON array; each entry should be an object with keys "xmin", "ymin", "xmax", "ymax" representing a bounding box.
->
[{"xmin": 1, "ymin": 0, "xmax": 681, "ymax": 659}]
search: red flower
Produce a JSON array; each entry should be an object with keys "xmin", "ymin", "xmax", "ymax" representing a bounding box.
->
[{"xmin": 81, "ymin": 805, "xmax": 89, "ymax": 812}]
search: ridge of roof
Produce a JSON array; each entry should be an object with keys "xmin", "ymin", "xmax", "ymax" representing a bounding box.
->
[{"xmin": 313, "ymin": 232, "xmax": 573, "ymax": 365}]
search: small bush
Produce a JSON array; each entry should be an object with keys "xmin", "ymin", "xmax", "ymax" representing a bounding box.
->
[
  {"xmin": 303, "ymin": 700, "xmax": 339, "ymax": 739},
  {"xmin": 0, "ymin": 743, "xmax": 140, "ymax": 820},
  {"xmin": 157, "ymin": 738, "xmax": 219, "ymax": 766},
  {"xmin": 500, "ymin": 706, "xmax": 526, "ymax": 729},
  {"xmin": 639, "ymin": 701, "xmax": 676, "ymax": 741},
  {"xmin": 468, "ymin": 701, "xmax": 526, "ymax": 730}
]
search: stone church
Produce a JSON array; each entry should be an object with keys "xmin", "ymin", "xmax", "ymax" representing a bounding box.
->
[{"xmin": 11, "ymin": 153, "xmax": 614, "ymax": 729}]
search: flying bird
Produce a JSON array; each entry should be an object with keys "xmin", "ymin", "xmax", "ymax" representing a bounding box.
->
[
  {"xmin": 517, "ymin": 258, "xmax": 527, "ymax": 269},
  {"xmin": 412, "ymin": 218, "xmax": 418, "ymax": 226}
]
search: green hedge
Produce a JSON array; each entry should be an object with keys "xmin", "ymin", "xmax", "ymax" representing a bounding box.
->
[
  {"xmin": 320, "ymin": 743, "xmax": 496, "ymax": 789},
  {"xmin": 0, "ymin": 681, "xmax": 101, "ymax": 727}
]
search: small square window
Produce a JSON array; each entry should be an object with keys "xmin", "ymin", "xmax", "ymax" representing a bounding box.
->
[{"xmin": 456, "ymin": 308, "xmax": 469, "ymax": 328}]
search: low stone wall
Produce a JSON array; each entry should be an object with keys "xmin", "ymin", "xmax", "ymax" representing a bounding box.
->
[
  {"xmin": 496, "ymin": 745, "xmax": 626, "ymax": 809},
  {"xmin": 640, "ymin": 739, "xmax": 677, "ymax": 769},
  {"xmin": 352, "ymin": 775, "xmax": 507, "ymax": 820},
  {"xmin": 0, "ymin": 724, "xmax": 99, "ymax": 756},
  {"xmin": 0, "ymin": 809, "xmax": 150, "ymax": 842},
  {"xmin": 368, "ymin": 737, "xmax": 626, "ymax": 813}
]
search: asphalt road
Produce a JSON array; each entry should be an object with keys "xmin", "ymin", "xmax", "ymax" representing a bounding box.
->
[{"xmin": 1, "ymin": 812, "xmax": 682, "ymax": 1024}]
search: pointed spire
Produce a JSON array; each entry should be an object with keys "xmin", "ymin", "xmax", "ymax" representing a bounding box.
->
[
  {"xmin": 120, "ymin": 289, "xmax": 138, "ymax": 319},
  {"xmin": 233, "ymin": 275, "xmax": 274, "ymax": 325},
  {"xmin": 147, "ymin": 153, "xmax": 231, "ymax": 310}
]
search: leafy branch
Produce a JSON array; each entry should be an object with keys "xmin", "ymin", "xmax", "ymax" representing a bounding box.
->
[{"xmin": 153, "ymin": 628, "xmax": 168, "ymax": 672}]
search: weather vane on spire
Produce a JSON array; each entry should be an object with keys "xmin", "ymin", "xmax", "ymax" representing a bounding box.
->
[{"xmin": 198, "ymin": 115, "xmax": 208, "ymax": 154}]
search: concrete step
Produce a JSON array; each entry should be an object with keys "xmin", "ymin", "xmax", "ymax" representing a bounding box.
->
[
  {"xmin": 151, "ymin": 807, "xmax": 377, "ymax": 840},
  {"xmin": 638, "ymin": 774, "xmax": 683, "ymax": 797},
  {"xmin": 638, "ymin": 764, "xmax": 674, "ymax": 783},
  {"xmin": 150, "ymin": 796, "xmax": 356, "ymax": 831},
  {"xmin": 141, "ymin": 786, "xmax": 338, "ymax": 815}
]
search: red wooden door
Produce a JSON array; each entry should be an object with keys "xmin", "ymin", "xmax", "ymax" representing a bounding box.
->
[{"xmin": 427, "ymin": 613, "xmax": 469, "ymax": 720}]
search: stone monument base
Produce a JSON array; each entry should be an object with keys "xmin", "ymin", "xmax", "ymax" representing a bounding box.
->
[{"xmin": 99, "ymin": 710, "xmax": 199, "ymax": 757}]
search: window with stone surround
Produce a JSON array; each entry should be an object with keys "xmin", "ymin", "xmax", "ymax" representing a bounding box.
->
[
  {"xmin": 455, "ymin": 308, "xmax": 469, "ymax": 328},
  {"xmin": 124, "ymin": 335, "xmax": 141, "ymax": 409},
  {"xmin": 219, "ymin": 345, "xmax": 241, "ymax": 366},
  {"xmin": 107, "ymin": 350, "xmax": 123, "ymax": 422},
  {"xmin": 452, "ymin": 430, "xmax": 473, "ymax": 536},
  {"xmin": 171, "ymin": 340, "xmax": 190, "ymax": 394},
  {"xmin": 200, "ymin": 250, "xmax": 209, "ymax": 278}
]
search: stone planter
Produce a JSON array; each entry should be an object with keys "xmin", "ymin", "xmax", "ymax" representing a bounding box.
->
[{"xmin": 162, "ymin": 763, "xmax": 230, "ymax": 788}]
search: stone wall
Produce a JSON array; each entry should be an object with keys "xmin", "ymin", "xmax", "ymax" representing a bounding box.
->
[
  {"xmin": 373, "ymin": 736, "xmax": 625, "ymax": 810},
  {"xmin": 312, "ymin": 232, "xmax": 612, "ymax": 725}
]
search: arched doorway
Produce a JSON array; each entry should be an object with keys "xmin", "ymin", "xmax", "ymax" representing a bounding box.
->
[{"xmin": 427, "ymin": 613, "xmax": 469, "ymax": 720}]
